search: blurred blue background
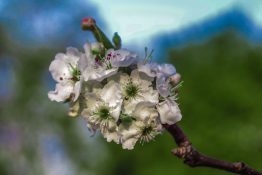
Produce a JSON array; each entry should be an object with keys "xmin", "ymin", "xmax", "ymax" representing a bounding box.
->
[{"xmin": 0, "ymin": 0, "xmax": 262, "ymax": 175}]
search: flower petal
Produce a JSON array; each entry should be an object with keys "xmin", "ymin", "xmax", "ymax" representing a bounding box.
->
[
  {"xmin": 82, "ymin": 67, "xmax": 118, "ymax": 82},
  {"xmin": 157, "ymin": 63, "xmax": 176, "ymax": 76},
  {"xmin": 119, "ymin": 123, "xmax": 141, "ymax": 150},
  {"xmin": 72, "ymin": 80, "xmax": 82, "ymax": 102},
  {"xmin": 156, "ymin": 73, "xmax": 170, "ymax": 97},
  {"xmin": 157, "ymin": 99, "xmax": 182, "ymax": 125},
  {"xmin": 49, "ymin": 56, "xmax": 71, "ymax": 83},
  {"xmin": 137, "ymin": 62, "xmax": 158, "ymax": 77},
  {"xmin": 66, "ymin": 47, "xmax": 81, "ymax": 57},
  {"xmin": 48, "ymin": 83, "xmax": 74, "ymax": 102},
  {"xmin": 100, "ymin": 81, "xmax": 122, "ymax": 107},
  {"xmin": 132, "ymin": 102, "xmax": 158, "ymax": 121},
  {"xmin": 108, "ymin": 49, "xmax": 137, "ymax": 67},
  {"xmin": 102, "ymin": 130, "xmax": 120, "ymax": 144}
]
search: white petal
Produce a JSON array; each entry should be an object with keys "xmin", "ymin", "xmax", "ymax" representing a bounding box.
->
[
  {"xmin": 132, "ymin": 102, "xmax": 158, "ymax": 121},
  {"xmin": 156, "ymin": 73, "xmax": 170, "ymax": 97},
  {"xmin": 157, "ymin": 99, "xmax": 182, "ymax": 125},
  {"xmin": 110, "ymin": 103, "xmax": 122, "ymax": 121},
  {"xmin": 109, "ymin": 49, "xmax": 137, "ymax": 67},
  {"xmin": 49, "ymin": 49, "xmax": 81, "ymax": 83},
  {"xmin": 119, "ymin": 123, "xmax": 141, "ymax": 150},
  {"xmin": 82, "ymin": 67, "xmax": 118, "ymax": 82},
  {"xmin": 137, "ymin": 62, "xmax": 158, "ymax": 77},
  {"xmin": 97, "ymin": 68, "xmax": 118, "ymax": 81},
  {"xmin": 49, "ymin": 56, "xmax": 71, "ymax": 83},
  {"xmin": 108, "ymin": 72, "xmax": 129, "ymax": 86},
  {"xmin": 140, "ymin": 89, "xmax": 159, "ymax": 104},
  {"xmin": 131, "ymin": 69, "xmax": 154, "ymax": 86},
  {"xmin": 66, "ymin": 47, "xmax": 80, "ymax": 57},
  {"xmin": 78, "ymin": 53, "xmax": 89, "ymax": 73},
  {"xmin": 84, "ymin": 93, "xmax": 100, "ymax": 112},
  {"xmin": 157, "ymin": 64, "xmax": 176, "ymax": 76},
  {"xmin": 48, "ymin": 83, "xmax": 74, "ymax": 102},
  {"xmin": 83, "ymin": 43, "xmax": 92, "ymax": 58},
  {"xmin": 122, "ymin": 137, "xmax": 138, "ymax": 150},
  {"xmin": 102, "ymin": 130, "xmax": 120, "ymax": 144},
  {"xmin": 72, "ymin": 80, "xmax": 82, "ymax": 102},
  {"xmin": 100, "ymin": 81, "xmax": 122, "ymax": 107},
  {"xmin": 123, "ymin": 90, "xmax": 158, "ymax": 115},
  {"xmin": 99, "ymin": 81, "xmax": 122, "ymax": 121},
  {"xmin": 101, "ymin": 120, "xmax": 120, "ymax": 144}
]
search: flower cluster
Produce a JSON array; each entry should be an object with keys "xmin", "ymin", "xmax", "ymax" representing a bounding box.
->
[{"xmin": 48, "ymin": 42, "xmax": 182, "ymax": 150}]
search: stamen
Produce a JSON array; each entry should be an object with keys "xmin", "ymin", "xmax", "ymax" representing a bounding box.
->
[
  {"xmin": 68, "ymin": 63, "xmax": 81, "ymax": 82},
  {"xmin": 94, "ymin": 106, "xmax": 111, "ymax": 119},
  {"xmin": 124, "ymin": 80, "xmax": 140, "ymax": 100},
  {"xmin": 139, "ymin": 126, "xmax": 157, "ymax": 144}
]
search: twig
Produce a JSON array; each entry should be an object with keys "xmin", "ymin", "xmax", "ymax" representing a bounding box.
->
[{"xmin": 163, "ymin": 124, "xmax": 262, "ymax": 175}]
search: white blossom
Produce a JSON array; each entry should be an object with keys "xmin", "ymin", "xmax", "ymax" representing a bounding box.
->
[
  {"xmin": 47, "ymin": 41, "xmax": 183, "ymax": 150},
  {"xmin": 81, "ymin": 43, "xmax": 118, "ymax": 82},
  {"xmin": 81, "ymin": 80, "xmax": 122, "ymax": 143},
  {"xmin": 119, "ymin": 102, "xmax": 162, "ymax": 150},
  {"xmin": 48, "ymin": 47, "xmax": 83, "ymax": 102},
  {"xmin": 109, "ymin": 69, "xmax": 158, "ymax": 115},
  {"xmin": 138, "ymin": 62, "xmax": 177, "ymax": 97}
]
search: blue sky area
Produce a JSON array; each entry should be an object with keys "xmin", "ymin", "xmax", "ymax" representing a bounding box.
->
[
  {"xmin": 89, "ymin": 0, "xmax": 262, "ymax": 44},
  {"xmin": 0, "ymin": 0, "xmax": 261, "ymax": 46}
]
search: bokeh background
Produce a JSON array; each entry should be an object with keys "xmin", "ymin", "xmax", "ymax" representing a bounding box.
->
[{"xmin": 0, "ymin": 0, "xmax": 262, "ymax": 175}]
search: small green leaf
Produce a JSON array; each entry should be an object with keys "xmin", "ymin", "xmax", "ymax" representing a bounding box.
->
[{"xmin": 113, "ymin": 32, "xmax": 122, "ymax": 49}]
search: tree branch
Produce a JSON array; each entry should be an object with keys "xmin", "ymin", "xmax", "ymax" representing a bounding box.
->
[{"xmin": 163, "ymin": 124, "xmax": 262, "ymax": 175}]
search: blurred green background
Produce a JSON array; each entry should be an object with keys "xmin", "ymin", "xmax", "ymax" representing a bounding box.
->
[{"xmin": 0, "ymin": 1, "xmax": 262, "ymax": 175}]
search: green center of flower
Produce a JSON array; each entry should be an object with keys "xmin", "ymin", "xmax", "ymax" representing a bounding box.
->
[
  {"xmin": 140, "ymin": 125, "xmax": 157, "ymax": 144},
  {"xmin": 95, "ymin": 106, "xmax": 111, "ymax": 119},
  {"xmin": 72, "ymin": 69, "xmax": 81, "ymax": 81},
  {"xmin": 124, "ymin": 81, "xmax": 140, "ymax": 99},
  {"xmin": 69, "ymin": 64, "xmax": 81, "ymax": 82},
  {"xmin": 142, "ymin": 126, "xmax": 153, "ymax": 136}
]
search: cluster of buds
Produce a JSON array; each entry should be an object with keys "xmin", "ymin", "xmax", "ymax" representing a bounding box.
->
[{"xmin": 48, "ymin": 18, "xmax": 182, "ymax": 150}]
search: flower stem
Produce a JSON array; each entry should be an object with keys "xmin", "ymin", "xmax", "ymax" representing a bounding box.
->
[{"xmin": 82, "ymin": 17, "xmax": 114, "ymax": 49}]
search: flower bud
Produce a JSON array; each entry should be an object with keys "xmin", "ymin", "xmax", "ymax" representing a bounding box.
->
[
  {"xmin": 81, "ymin": 17, "xmax": 96, "ymax": 30},
  {"xmin": 170, "ymin": 73, "xmax": 181, "ymax": 86}
]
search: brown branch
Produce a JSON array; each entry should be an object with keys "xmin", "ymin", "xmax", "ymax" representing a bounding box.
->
[{"xmin": 163, "ymin": 124, "xmax": 262, "ymax": 175}]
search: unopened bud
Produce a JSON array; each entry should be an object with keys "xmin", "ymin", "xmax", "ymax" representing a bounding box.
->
[
  {"xmin": 82, "ymin": 17, "xmax": 96, "ymax": 30},
  {"xmin": 170, "ymin": 73, "xmax": 181, "ymax": 85},
  {"xmin": 68, "ymin": 101, "xmax": 80, "ymax": 117}
]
